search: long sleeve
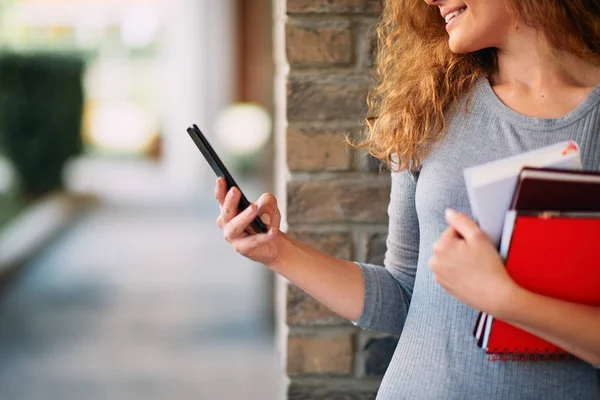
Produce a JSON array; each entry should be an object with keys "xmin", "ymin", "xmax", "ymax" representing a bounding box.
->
[{"xmin": 353, "ymin": 168, "xmax": 420, "ymax": 335}]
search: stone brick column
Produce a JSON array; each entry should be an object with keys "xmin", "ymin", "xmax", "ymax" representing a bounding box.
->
[{"xmin": 273, "ymin": 1, "xmax": 398, "ymax": 398}]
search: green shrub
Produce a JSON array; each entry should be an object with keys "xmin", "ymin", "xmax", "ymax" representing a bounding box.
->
[{"xmin": 0, "ymin": 52, "xmax": 84, "ymax": 197}]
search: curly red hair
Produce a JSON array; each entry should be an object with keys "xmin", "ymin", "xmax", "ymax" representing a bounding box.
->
[{"xmin": 353, "ymin": 0, "xmax": 600, "ymax": 172}]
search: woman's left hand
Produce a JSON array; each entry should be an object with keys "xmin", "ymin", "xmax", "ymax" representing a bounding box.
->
[
  {"xmin": 429, "ymin": 209, "xmax": 518, "ymax": 316},
  {"xmin": 431, "ymin": 209, "xmax": 600, "ymax": 365}
]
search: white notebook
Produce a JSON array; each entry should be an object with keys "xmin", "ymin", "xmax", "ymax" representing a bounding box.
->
[{"xmin": 463, "ymin": 140, "xmax": 582, "ymax": 246}]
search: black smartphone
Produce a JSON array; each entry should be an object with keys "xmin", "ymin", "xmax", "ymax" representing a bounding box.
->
[{"xmin": 187, "ymin": 124, "xmax": 268, "ymax": 234}]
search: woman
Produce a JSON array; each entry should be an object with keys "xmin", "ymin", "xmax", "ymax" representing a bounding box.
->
[{"xmin": 215, "ymin": 0, "xmax": 600, "ymax": 398}]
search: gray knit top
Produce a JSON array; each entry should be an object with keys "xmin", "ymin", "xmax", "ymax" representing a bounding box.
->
[{"xmin": 354, "ymin": 77, "xmax": 600, "ymax": 399}]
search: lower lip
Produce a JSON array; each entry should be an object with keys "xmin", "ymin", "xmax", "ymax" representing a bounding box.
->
[{"xmin": 445, "ymin": 9, "xmax": 466, "ymax": 31}]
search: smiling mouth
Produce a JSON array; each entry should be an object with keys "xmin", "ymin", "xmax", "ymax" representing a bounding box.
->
[{"xmin": 445, "ymin": 7, "xmax": 467, "ymax": 24}]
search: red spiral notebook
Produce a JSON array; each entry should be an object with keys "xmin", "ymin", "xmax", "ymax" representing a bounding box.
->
[{"xmin": 475, "ymin": 211, "xmax": 600, "ymax": 357}]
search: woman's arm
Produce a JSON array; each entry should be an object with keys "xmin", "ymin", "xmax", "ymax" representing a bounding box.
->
[
  {"xmin": 430, "ymin": 209, "xmax": 600, "ymax": 366},
  {"xmin": 215, "ymin": 167, "xmax": 420, "ymax": 334},
  {"xmin": 215, "ymin": 178, "xmax": 366, "ymax": 322},
  {"xmin": 272, "ymin": 233, "xmax": 365, "ymax": 322},
  {"xmin": 496, "ymin": 286, "xmax": 600, "ymax": 366}
]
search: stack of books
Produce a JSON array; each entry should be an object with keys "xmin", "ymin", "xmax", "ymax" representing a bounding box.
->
[{"xmin": 464, "ymin": 141, "xmax": 600, "ymax": 360}]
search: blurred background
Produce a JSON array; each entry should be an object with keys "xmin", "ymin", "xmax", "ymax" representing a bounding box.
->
[{"xmin": 0, "ymin": 0, "xmax": 279, "ymax": 398}]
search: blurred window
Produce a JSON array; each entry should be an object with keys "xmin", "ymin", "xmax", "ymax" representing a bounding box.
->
[{"xmin": 0, "ymin": 0, "xmax": 164, "ymax": 158}]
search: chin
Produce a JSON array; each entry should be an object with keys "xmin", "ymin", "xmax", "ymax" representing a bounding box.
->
[
  {"xmin": 448, "ymin": 35, "xmax": 482, "ymax": 54},
  {"xmin": 448, "ymin": 40, "xmax": 467, "ymax": 54}
]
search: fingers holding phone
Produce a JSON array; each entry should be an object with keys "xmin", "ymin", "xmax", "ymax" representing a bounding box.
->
[
  {"xmin": 188, "ymin": 124, "xmax": 279, "ymax": 265},
  {"xmin": 218, "ymin": 180, "xmax": 242, "ymax": 226},
  {"xmin": 225, "ymin": 203, "xmax": 262, "ymax": 240},
  {"xmin": 214, "ymin": 177, "xmax": 282, "ymax": 267},
  {"xmin": 188, "ymin": 125, "xmax": 267, "ymax": 234},
  {"xmin": 215, "ymin": 176, "xmax": 227, "ymax": 210}
]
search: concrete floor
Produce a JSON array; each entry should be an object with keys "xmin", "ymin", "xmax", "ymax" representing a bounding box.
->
[{"xmin": 0, "ymin": 184, "xmax": 280, "ymax": 400}]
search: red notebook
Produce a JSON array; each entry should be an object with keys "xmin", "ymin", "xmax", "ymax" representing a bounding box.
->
[{"xmin": 479, "ymin": 212, "xmax": 600, "ymax": 357}]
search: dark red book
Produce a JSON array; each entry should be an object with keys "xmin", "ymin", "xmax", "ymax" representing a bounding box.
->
[
  {"xmin": 510, "ymin": 167, "xmax": 600, "ymax": 211},
  {"xmin": 479, "ymin": 212, "xmax": 600, "ymax": 357}
]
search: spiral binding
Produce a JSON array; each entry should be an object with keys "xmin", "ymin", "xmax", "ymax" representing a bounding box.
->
[{"xmin": 487, "ymin": 350, "xmax": 575, "ymax": 362}]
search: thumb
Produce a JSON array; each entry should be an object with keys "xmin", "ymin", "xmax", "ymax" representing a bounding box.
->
[
  {"xmin": 256, "ymin": 193, "xmax": 280, "ymax": 228},
  {"xmin": 261, "ymin": 213, "xmax": 272, "ymax": 226}
]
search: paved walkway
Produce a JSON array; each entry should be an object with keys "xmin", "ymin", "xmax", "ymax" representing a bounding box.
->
[{"xmin": 0, "ymin": 183, "xmax": 280, "ymax": 399}]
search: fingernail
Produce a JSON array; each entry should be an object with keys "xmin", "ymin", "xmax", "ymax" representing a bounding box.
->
[
  {"xmin": 445, "ymin": 209, "xmax": 457, "ymax": 219},
  {"xmin": 268, "ymin": 228, "xmax": 275, "ymax": 237},
  {"xmin": 261, "ymin": 214, "xmax": 271, "ymax": 225},
  {"xmin": 248, "ymin": 204, "xmax": 257, "ymax": 214}
]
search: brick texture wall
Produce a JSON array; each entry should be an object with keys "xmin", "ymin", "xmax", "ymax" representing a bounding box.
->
[{"xmin": 274, "ymin": 1, "xmax": 398, "ymax": 398}]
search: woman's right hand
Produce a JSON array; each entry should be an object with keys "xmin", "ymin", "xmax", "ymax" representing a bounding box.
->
[
  {"xmin": 215, "ymin": 177, "xmax": 283, "ymax": 268},
  {"xmin": 216, "ymin": 178, "xmax": 366, "ymax": 323}
]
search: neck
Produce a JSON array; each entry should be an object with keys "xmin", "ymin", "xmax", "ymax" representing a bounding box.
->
[{"xmin": 492, "ymin": 23, "xmax": 600, "ymax": 91}]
